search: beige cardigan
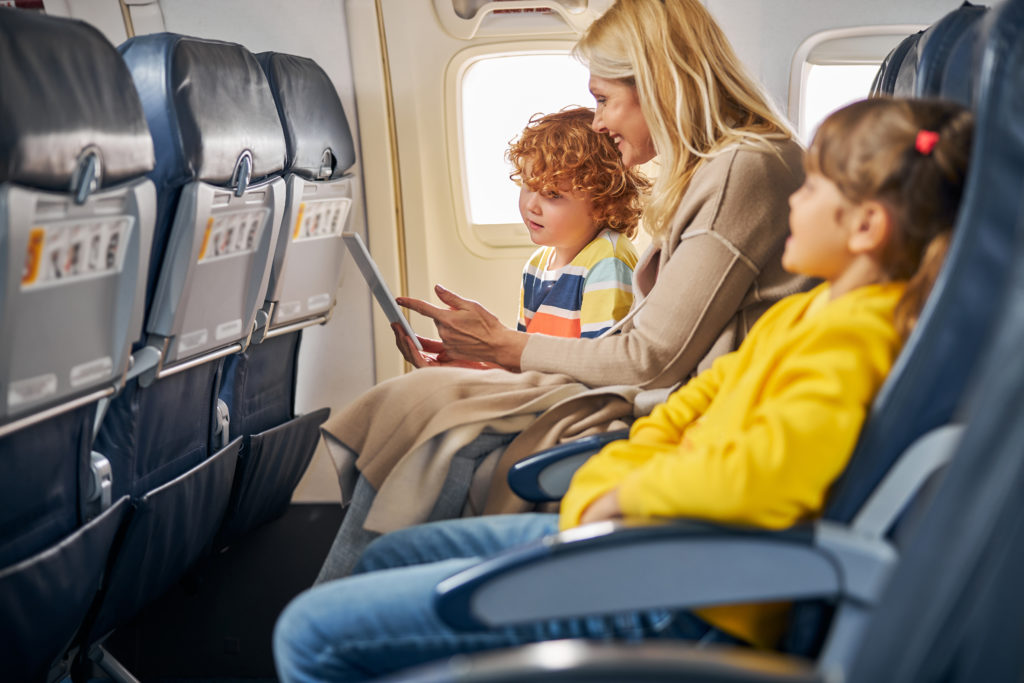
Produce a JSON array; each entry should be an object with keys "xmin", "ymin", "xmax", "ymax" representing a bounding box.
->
[{"xmin": 322, "ymin": 138, "xmax": 810, "ymax": 532}]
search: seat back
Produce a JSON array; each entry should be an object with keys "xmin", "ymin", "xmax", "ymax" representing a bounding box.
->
[
  {"xmin": 848, "ymin": 10, "xmax": 1024, "ymax": 678},
  {"xmin": 85, "ymin": 32, "xmax": 291, "ymax": 642},
  {"xmin": 214, "ymin": 52, "xmax": 350, "ymax": 542},
  {"xmin": 823, "ymin": 0, "xmax": 1017, "ymax": 525},
  {"xmin": 0, "ymin": 8, "xmax": 154, "ymax": 680},
  {"xmin": 0, "ymin": 13, "xmax": 154, "ymax": 427},
  {"xmin": 119, "ymin": 33, "xmax": 286, "ymax": 371},
  {"xmin": 914, "ymin": 1, "xmax": 989, "ymax": 98},
  {"xmin": 255, "ymin": 51, "xmax": 357, "ymax": 336},
  {"xmin": 869, "ymin": 31, "xmax": 922, "ymax": 96}
]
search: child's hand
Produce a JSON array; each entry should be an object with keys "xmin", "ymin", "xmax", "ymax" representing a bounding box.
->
[{"xmin": 579, "ymin": 489, "xmax": 623, "ymax": 525}]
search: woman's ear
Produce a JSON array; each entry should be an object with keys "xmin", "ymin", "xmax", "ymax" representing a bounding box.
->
[{"xmin": 848, "ymin": 200, "xmax": 894, "ymax": 255}]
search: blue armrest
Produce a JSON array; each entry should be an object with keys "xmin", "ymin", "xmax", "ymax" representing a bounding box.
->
[
  {"xmin": 380, "ymin": 639, "xmax": 823, "ymax": 683},
  {"xmin": 434, "ymin": 517, "xmax": 895, "ymax": 632},
  {"xmin": 507, "ymin": 428, "xmax": 629, "ymax": 502}
]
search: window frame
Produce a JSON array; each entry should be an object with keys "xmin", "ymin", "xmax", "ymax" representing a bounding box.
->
[
  {"xmin": 444, "ymin": 41, "xmax": 588, "ymax": 256},
  {"xmin": 788, "ymin": 25, "xmax": 927, "ymax": 141}
]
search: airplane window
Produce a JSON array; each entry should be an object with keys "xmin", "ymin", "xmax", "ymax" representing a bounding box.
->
[
  {"xmin": 461, "ymin": 53, "xmax": 592, "ymax": 226},
  {"xmin": 790, "ymin": 28, "xmax": 923, "ymax": 144},
  {"xmin": 800, "ymin": 63, "xmax": 879, "ymax": 143}
]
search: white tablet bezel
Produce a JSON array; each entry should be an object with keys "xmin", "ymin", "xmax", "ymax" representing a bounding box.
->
[{"xmin": 342, "ymin": 232, "xmax": 423, "ymax": 351}]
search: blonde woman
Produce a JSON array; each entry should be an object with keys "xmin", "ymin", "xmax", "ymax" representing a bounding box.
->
[{"xmin": 314, "ymin": 0, "xmax": 810, "ymax": 582}]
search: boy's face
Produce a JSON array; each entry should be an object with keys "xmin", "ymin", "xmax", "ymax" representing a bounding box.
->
[{"xmin": 518, "ymin": 177, "xmax": 599, "ymax": 266}]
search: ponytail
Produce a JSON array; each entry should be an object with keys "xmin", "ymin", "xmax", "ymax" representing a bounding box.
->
[{"xmin": 893, "ymin": 230, "xmax": 950, "ymax": 339}]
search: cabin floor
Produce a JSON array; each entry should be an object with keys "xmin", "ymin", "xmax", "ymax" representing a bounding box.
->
[{"xmin": 91, "ymin": 502, "xmax": 343, "ymax": 682}]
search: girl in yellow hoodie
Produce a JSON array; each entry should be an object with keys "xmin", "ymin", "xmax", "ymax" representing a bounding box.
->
[{"xmin": 274, "ymin": 97, "xmax": 975, "ymax": 682}]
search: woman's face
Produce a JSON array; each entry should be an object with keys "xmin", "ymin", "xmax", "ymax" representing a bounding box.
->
[{"xmin": 589, "ymin": 75, "xmax": 656, "ymax": 168}]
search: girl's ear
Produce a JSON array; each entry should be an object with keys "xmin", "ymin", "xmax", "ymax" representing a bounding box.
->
[{"xmin": 848, "ymin": 200, "xmax": 894, "ymax": 255}]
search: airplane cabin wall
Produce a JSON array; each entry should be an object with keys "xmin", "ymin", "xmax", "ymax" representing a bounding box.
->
[{"xmin": 708, "ymin": 0, "xmax": 964, "ymax": 117}]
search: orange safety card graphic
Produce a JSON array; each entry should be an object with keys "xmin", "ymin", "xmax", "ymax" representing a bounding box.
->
[
  {"xmin": 293, "ymin": 203, "xmax": 306, "ymax": 240},
  {"xmin": 22, "ymin": 227, "xmax": 45, "ymax": 285},
  {"xmin": 199, "ymin": 216, "xmax": 215, "ymax": 261}
]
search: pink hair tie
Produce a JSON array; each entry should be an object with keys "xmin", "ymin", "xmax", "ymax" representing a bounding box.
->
[{"xmin": 916, "ymin": 130, "xmax": 940, "ymax": 155}]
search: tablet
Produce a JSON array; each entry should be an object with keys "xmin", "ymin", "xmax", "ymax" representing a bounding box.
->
[{"xmin": 342, "ymin": 232, "xmax": 423, "ymax": 351}]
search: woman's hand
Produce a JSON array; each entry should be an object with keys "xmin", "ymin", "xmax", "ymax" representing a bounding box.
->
[
  {"xmin": 397, "ymin": 285, "xmax": 529, "ymax": 370},
  {"xmin": 391, "ymin": 323, "xmax": 502, "ymax": 370},
  {"xmin": 579, "ymin": 489, "xmax": 623, "ymax": 525},
  {"xmin": 391, "ymin": 322, "xmax": 444, "ymax": 368}
]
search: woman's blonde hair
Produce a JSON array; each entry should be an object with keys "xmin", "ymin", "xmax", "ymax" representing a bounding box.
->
[
  {"xmin": 808, "ymin": 98, "xmax": 974, "ymax": 338},
  {"xmin": 509, "ymin": 107, "xmax": 650, "ymax": 238},
  {"xmin": 574, "ymin": 0, "xmax": 792, "ymax": 238}
]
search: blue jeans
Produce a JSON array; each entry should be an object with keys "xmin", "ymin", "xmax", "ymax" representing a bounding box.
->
[{"xmin": 274, "ymin": 514, "xmax": 734, "ymax": 682}]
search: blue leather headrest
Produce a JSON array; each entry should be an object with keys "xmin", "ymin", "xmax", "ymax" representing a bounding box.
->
[
  {"xmin": 871, "ymin": 31, "xmax": 923, "ymax": 97},
  {"xmin": 892, "ymin": 33, "xmax": 923, "ymax": 96},
  {"xmin": 939, "ymin": 22, "xmax": 983, "ymax": 106},
  {"xmin": 0, "ymin": 9, "xmax": 154, "ymax": 191},
  {"xmin": 119, "ymin": 33, "xmax": 286, "ymax": 190},
  {"xmin": 916, "ymin": 1, "xmax": 988, "ymax": 98},
  {"xmin": 256, "ymin": 52, "xmax": 356, "ymax": 180}
]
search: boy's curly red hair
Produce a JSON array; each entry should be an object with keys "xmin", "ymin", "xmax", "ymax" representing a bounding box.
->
[{"xmin": 508, "ymin": 107, "xmax": 650, "ymax": 238}]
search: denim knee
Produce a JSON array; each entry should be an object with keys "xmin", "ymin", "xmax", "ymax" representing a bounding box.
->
[
  {"xmin": 274, "ymin": 590, "xmax": 347, "ymax": 683},
  {"xmin": 352, "ymin": 528, "xmax": 410, "ymax": 574}
]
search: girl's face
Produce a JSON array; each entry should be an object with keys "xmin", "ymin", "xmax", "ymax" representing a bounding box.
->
[
  {"xmin": 518, "ymin": 177, "xmax": 598, "ymax": 268},
  {"xmin": 589, "ymin": 75, "xmax": 656, "ymax": 168},
  {"xmin": 783, "ymin": 172, "xmax": 858, "ymax": 280}
]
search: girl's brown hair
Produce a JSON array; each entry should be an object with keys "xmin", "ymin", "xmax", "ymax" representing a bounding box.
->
[
  {"xmin": 808, "ymin": 98, "xmax": 974, "ymax": 338},
  {"xmin": 508, "ymin": 107, "xmax": 650, "ymax": 238}
]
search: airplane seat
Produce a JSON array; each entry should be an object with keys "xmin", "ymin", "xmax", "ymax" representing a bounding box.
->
[
  {"xmin": 937, "ymin": 6, "xmax": 991, "ymax": 105},
  {"xmin": 869, "ymin": 31, "xmax": 922, "ymax": 96},
  {"xmin": 213, "ymin": 51, "xmax": 356, "ymax": 543},
  {"xmin": 81, "ymin": 33, "xmax": 288, "ymax": 666},
  {"xmin": 0, "ymin": 7, "xmax": 155, "ymax": 680},
  {"xmin": 378, "ymin": 0, "xmax": 1024, "ymax": 679},
  {"xmin": 913, "ymin": 1, "xmax": 989, "ymax": 97}
]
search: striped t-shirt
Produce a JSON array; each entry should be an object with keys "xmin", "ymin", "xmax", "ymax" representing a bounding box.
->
[{"xmin": 518, "ymin": 229, "xmax": 638, "ymax": 339}]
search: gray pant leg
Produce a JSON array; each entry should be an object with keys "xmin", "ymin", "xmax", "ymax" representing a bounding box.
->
[
  {"xmin": 315, "ymin": 432, "xmax": 518, "ymax": 585},
  {"xmin": 428, "ymin": 431, "xmax": 517, "ymax": 521},
  {"xmin": 314, "ymin": 474, "xmax": 381, "ymax": 584}
]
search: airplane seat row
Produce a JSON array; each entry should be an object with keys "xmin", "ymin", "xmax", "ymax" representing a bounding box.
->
[
  {"xmin": 0, "ymin": 8, "xmax": 155, "ymax": 681},
  {"xmin": 82, "ymin": 32, "xmax": 289, "ymax": 655},
  {"xmin": 383, "ymin": 0, "xmax": 1024, "ymax": 680},
  {"xmin": 214, "ymin": 50, "xmax": 356, "ymax": 544},
  {"xmin": 0, "ymin": 9, "xmax": 357, "ymax": 680}
]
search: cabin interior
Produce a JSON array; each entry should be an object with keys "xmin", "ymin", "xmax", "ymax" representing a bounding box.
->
[{"xmin": 2, "ymin": 0, "xmax": 1022, "ymax": 681}]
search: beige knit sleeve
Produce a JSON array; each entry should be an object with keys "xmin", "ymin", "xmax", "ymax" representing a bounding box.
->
[{"xmin": 520, "ymin": 140, "xmax": 805, "ymax": 389}]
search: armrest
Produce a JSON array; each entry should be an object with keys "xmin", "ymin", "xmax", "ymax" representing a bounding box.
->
[
  {"xmin": 507, "ymin": 428, "xmax": 629, "ymax": 502},
  {"xmin": 381, "ymin": 639, "xmax": 823, "ymax": 683},
  {"xmin": 434, "ymin": 517, "xmax": 896, "ymax": 632}
]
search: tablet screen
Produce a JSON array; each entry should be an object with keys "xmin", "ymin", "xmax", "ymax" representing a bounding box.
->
[{"xmin": 342, "ymin": 232, "xmax": 423, "ymax": 351}]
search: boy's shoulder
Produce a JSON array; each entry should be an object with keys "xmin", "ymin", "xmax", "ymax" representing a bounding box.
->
[{"xmin": 573, "ymin": 228, "xmax": 639, "ymax": 269}]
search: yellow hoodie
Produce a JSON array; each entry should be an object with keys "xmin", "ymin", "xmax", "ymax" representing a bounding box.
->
[{"xmin": 559, "ymin": 281, "xmax": 906, "ymax": 648}]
